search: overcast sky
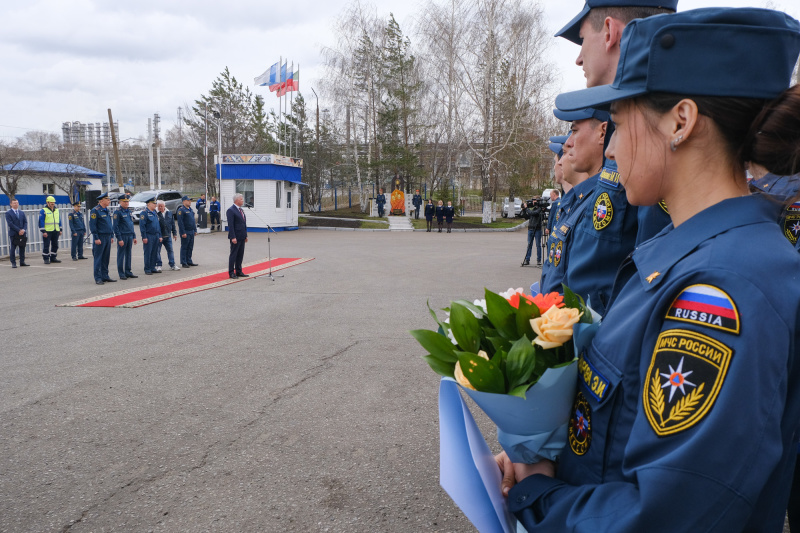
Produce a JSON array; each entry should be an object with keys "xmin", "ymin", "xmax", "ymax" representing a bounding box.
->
[{"xmin": 0, "ymin": 0, "xmax": 796, "ymax": 145}]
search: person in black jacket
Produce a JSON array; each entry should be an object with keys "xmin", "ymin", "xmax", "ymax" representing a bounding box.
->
[
  {"xmin": 412, "ymin": 190, "xmax": 423, "ymax": 219},
  {"xmin": 424, "ymin": 199, "xmax": 435, "ymax": 232},
  {"xmin": 435, "ymin": 200, "xmax": 444, "ymax": 233},
  {"xmin": 521, "ymin": 198, "xmax": 543, "ymax": 266},
  {"xmin": 444, "ymin": 201, "xmax": 455, "ymax": 233}
]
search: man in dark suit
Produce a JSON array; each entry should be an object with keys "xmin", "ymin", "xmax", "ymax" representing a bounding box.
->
[
  {"xmin": 227, "ymin": 193, "xmax": 249, "ymax": 279},
  {"xmin": 5, "ymin": 198, "xmax": 29, "ymax": 268}
]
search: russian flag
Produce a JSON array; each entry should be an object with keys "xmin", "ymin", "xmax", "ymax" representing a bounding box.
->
[
  {"xmin": 668, "ymin": 285, "xmax": 739, "ymax": 332},
  {"xmin": 596, "ymin": 204, "xmax": 607, "ymax": 220}
]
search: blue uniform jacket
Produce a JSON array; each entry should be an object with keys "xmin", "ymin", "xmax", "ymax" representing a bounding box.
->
[
  {"xmin": 424, "ymin": 203, "xmax": 435, "ymax": 220},
  {"xmin": 412, "ymin": 194, "xmax": 423, "ymax": 208},
  {"xmin": 751, "ymin": 173, "xmax": 800, "ymax": 251},
  {"xmin": 376, "ymin": 194, "xmax": 386, "ymax": 206},
  {"xmin": 444, "ymin": 205, "xmax": 455, "ymax": 222},
  {"xmin": 435, "ymin": 205, "xmax": 444, "ymax": 221},
  {"xmin": 209, "ymin": 200, "xmax": 220, "ymax": 213},
  {"xmin": 176, "ymin": 205, "xmax": 196, "ymax": 235},
  {"xmin": 541, "ymin": 189, "xmax": 578, "ymax": 289},
  {"xmin": 139, "ymin": 209, "xmax": 161, "ymax": 237},
  {"xmin": 112, "ymin": 207, "xmax": 135, "ymax": 239},
  {"xmin": 68, "ymin": 210, "xmax": 86, "ymax": 233},
  {"xmin": 510, "ymin": 194, "xmax": 800, "ymax": 532},
  {"xmin": 89, "ymin": 206, "xmax": 113, "ymax": 236},
  {"xmin": 196, "ymin": 198, "xmax": 206, "ymax": 210}
]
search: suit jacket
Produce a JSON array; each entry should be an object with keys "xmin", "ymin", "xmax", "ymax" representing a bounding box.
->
[
  {"xmin": 5, "ymin": 208, "xmax": 27, "ymax": 236},
  {"xmin": 227, "ymin": 204, "xmax": 248, "ymax": 241}
]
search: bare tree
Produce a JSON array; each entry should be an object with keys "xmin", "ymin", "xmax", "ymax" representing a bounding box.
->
[{"xmin": 0, "ymin": 143, "xmax": 33, "ymax": 201}]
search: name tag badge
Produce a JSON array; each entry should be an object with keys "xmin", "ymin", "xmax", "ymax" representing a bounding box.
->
[{"xmin": 599, "ymin": 167, "xmax": 620, "ymax": 188}]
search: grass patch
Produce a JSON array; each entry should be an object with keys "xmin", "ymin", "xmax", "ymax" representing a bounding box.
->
[
  {"xmin": 411, "ymin": 216, "xmax": 523, "ymax": 230},
  {"xmin": 300, "ymin": 205, "xmax": 375, "ymax": 219}
]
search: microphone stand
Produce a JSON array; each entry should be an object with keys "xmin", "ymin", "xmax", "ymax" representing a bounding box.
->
[{"xmin": 244, "ymin": 206, "xmax": 283, "ymax": 281}]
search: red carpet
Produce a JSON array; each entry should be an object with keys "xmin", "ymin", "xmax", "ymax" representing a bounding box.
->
[{"xmin": 57, "ymin": 257, "xmax": 314, "ymax": 308}]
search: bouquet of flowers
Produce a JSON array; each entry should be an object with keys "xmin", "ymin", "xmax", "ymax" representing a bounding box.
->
[{"xmin": 412, "ymin": 285, "xmax": 599, "ymax": 463}]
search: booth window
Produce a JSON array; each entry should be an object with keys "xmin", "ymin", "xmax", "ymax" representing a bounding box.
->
[
  {"xmin": 276, "ymin": 181, "xmax": 282, "ymax": 208},
  {"xmin": 287, "ymin": 187, "xmax": 292, "ymax": 209},
  {"xmin": 235, "ymin": 180, "xmax": 254, "ymax": 207},
  {"xmin": 43, "ymin": 183, "xmax": 55, "ymax": 195}
]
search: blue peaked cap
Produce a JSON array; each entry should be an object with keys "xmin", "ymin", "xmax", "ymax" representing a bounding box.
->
[
  {"xmin": 549, "ymin": 134, "xmax": 571, "ymax": 157},
  {"xmin": 553, "ymin": 107, "xmax": 610, "ymax": 123},
  {"xmin": 556, "ymin": 8, "xmax": 800, "ymax": 112},
  {"xmin": 555, "ymin": 0, "xmax": 678, "ymax": 45}
]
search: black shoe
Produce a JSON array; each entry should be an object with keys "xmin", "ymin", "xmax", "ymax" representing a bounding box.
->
[
  {"xmin": 151, "ymin": 270, "xmax": 162, "ymax": 274},
  {"xmin": 12, "ymin": 264, "xmax": 17, "ymax": 268},
  {"xmin": 72, "ymin": 258, "xmax": 78, "ymax": 261},
  {"xmin": 536, "ymin": 261, "xmax": 542, "ymax": 266},
  {"xmin": 96, "ymin": 280, "xmax": 105, "ymax": 285},
  {"xmin": 521, "ymin": 260, "xmax": 530, "ymax": 266},
  {"xmin": 236, "ymin": 272, "xmax": 249, "ymax": 277},
  {"xmin": 229, "ymin": 274, "xmax": 238, "ymax": 279},
  {"xmin": 119, "ymin": 276, "xmax": 128, "ymax": 280},
  {"xmin": 78, "ymin": 257, "xmax": 88, "ymax": 260},
  {"xmin": 145, "ymin": 272, "xmax": 153, "ymax": 275},
  {"xmin": 188, "ymin": 262, "xmax": 199, "ymax": 266},
  {"xmin": 51, "ymin": 258, "xmax": 62, "ymax": 263},
  {"xmin": 43, "ymin": 259, "xmax": 50, "ymax": 264},
  {"xmin": 126, "ymin": 274, "xmax": 138, "ymax": 279},
  {"xmin": 104, "ymin": 278, "xmax": 117, "ymax": 282},
  {"xmin": 181, "ymin": 264, "xmax": 190, "ymax": 268},
  {"xmin": 20, "ymin": 262, "xmax": 29, "ymax": 267}
]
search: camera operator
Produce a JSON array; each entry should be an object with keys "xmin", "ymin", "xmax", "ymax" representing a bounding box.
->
[{"xmin": 521, "ymin": 197, "xmax": 546, "ymax": 266}]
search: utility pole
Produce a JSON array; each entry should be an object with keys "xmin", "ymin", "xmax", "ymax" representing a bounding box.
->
[
  {"xmin": 154, "ymin": 113, "xmax": 162, "ymax": 189},
  {"xmin": 177, "ymin": 107, "xmax": 184, "ymax": 192},
  {"xmin": 147, "ymin": 118, "xmax": 155, "ymax": 190},
  {"xmin": 107, "ymin": 109, "xmax": 124, "ymax": 191}
]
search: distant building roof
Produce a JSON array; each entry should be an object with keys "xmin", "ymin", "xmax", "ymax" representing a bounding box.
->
[{"xmin": 1, "ymin": 160, "xmax": 105, "ymax": 177}]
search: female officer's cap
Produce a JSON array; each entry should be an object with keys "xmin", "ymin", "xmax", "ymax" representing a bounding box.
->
[
  {"xmin": 556, "ymin": 0, "xmax": 679, "ymax": 45},
  {"xmin": 556, "ymin": 8, "xmax": 800, "ymax": 112}
]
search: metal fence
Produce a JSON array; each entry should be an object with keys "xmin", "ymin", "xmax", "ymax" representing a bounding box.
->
[{"xmin": 0, "ymin": 204, "xmax": 114, "ymax": 259}]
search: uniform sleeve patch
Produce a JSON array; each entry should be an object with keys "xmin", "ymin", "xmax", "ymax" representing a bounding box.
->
[
  {"xmin": 578, "ymin": 356, "xmax": 610, "ymax": 401},
  {"xmin": 643, "ymin": 329, "xmax": 733, "ymax": 437},
  {"xmin": 665, "ymin": 284, "xmax": 740, "ymax": 334},
  {"xmin": 599, "ymin": 168, "xmax": 620, "ymax": 188},
  {"xmin": 91, "ymin": 213, "xmax": 96, "ymax": 219},
  {"xmin": 592, "ymin": 192, "xmax": 613, "ymax": 230},
  {"xmin": 783, "ymin": 202, "xmax": 800, "ymax": 245},
  {"xmin": 554, "ymin": 241, "xmax": 563, "ymax": 267}
]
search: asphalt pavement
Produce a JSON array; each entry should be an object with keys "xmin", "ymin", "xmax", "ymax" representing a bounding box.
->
[{"xmin": 0, "ymin": 228, "xmax": 541, "ymax": 532}]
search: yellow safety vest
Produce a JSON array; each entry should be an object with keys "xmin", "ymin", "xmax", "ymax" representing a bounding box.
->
[{"xmin": 43, "ymin": 207, "xmax": 61, "ymax": 232}]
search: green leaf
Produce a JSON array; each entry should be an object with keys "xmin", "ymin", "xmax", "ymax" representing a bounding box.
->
[
  {"xmin": 410, "ymin": 329, "xmax": 458, "ymax": 363},
  {"xmin": 427, "ymin": 300, "xmax": 449, "ymax": 330},
  {"xmin": 508, "ymin": 383, "xmax": 530, "ymax": 399},
  {"xmin": 450, "ymin": 302, "xmax": 481, "ymax": 353},
  {"xmin": 515, "ymin": 298, "xmax": 540, "ymax": 339},
  {"xmin": 485, "ymin": 289, "xmax": 518, "ymax": 339},
  {"xmin": 487, "ymin": 336, "xmax": 512, "ymax": 354},
  {"xmin": 422, "ymin": 355, "xmax": 456, "ymax": 378},
  {"xmin": 506, "ymin": 336, "xmax": 538, "ymax": 389},
  {"xmin": 562, "ymin": 284, "xmax": 592, "ymax": 324},
  {"xmin": 451, "ymin": 299, "xmax": 486, "ymax": 319},
  {"xmin": 456, "ymin": 352, "xmax": 505, "ymax": 394}
]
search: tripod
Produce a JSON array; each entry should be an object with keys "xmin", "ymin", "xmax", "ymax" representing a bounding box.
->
[{"xmin": 244, "ymin": 206, "xmax": 284, "ymax": 281}]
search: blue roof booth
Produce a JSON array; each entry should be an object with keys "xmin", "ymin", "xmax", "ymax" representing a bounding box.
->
[{"xmin": 217, "ymin": 154, "xmax": 305, "ymax": 232}]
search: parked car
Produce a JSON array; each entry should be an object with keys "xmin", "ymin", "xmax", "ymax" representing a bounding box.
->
[
  {"xmin": 128, "ymin": 190, "xmax": 184, "ymax": 222},
  {"xmin": 502, "ymin": 197, "xmax": 523, "ymax": 218}
]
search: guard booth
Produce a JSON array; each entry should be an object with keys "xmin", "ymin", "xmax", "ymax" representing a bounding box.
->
[{"xmin": 216, "ymin": 154, "xmax": 305, "ymax": 231}]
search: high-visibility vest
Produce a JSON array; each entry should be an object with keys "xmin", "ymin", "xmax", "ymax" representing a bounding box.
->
[{"xmin": 43, "ymin": 208, "xmax": 61, "ymax": 232}]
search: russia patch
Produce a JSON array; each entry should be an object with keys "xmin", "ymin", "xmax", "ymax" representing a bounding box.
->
[
  {"xmin": 666, "ymin": 284, "xmax": 740, "ymax": 334},
  {"xmin": 643, "ymin": 329, "xmax": 733, "ymax": 437},
  {"xmin": 592, "ymin": 192, "xmax": 613, "ymax": 231},
  {"xmin": 568, "ymin": 391, "xmax": 592, "ymax": 455}
]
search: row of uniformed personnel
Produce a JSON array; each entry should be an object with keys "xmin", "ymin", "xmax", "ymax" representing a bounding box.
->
[
  {"xmin": 492, "ymin": 1, "xmax": 800, "ymax": 531},
  {"xmin": 88, "ymin": 193, "xmax": 198, "ymax": 285}
]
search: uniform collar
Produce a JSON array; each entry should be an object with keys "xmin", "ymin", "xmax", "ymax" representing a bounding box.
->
[{"xmin": 632, "ymin": 195, "xmax": 775, "ymax": 290}]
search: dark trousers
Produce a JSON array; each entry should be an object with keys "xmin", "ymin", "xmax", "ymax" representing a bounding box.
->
[
  {"xmin": 143, "ymin": 235, "xmax": 160, "ymax": 273},
  {"xmin": 92, "ymin": 235, "xmax": 111, "ymax": 281},
  {"xmin": 789, "ymin": 454, "xmax": 800, "ymax": 532},
  {"xmin": 525, "ymin": 228, "xmax": 543, "ymax": 263},
  {"xmin": 180, "ymin": 233, "xmax": 195, "ymax": 264},
  {"xmin": 42, "ymin": 231, "xmax": 59, "ymax": 260},
  {"xmin": 71, "ymin": 231, "xmax": 85, "ymax": 259},
  {"xmin": 156, "ymin": 236, "xmax": 175, "ymax": 267},
  {"xmin": 378, "ymin": 204, "xmax": 385, "ymax": 217},
  {"xmin": 229, "ymin": 240, "xmax": 245, "ymax": 275},
  {"xmin": 210, "ymin": 212, "xmax": 220, "ymax": 229},
  {"xmin": 116, "ymin": 235, "xmax": 134, "ymax": 276},
  {"xmin": 9, "ymin": 234, "xmax": 26, "ymax": 265},
  {"xmin": 414, "ymin": 207, "xmax": 420, "ymax": 219}
]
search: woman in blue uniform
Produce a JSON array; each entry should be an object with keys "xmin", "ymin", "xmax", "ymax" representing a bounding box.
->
[
  {"xmin": 498, "ymin": 9, "xmax": 800, "ymax": 531},
  {"xmin": 424, "ymin": 199, "xmax": 435, "ymax": 232},
  {"xmin": 444, "ymin": 201, "xmax": 455, "ymax": 233},
  {"xmin": 435, "ymin": 200, "xmax": 444, "ymax": 233}
]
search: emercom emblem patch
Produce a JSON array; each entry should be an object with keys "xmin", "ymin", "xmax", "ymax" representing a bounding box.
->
[
  {"xmin": 593, "ymin": 192, "xmax": 613, "ymax": 231},
  {"xmin": 783, "ymin": 202, "xmax": 800, "ymax": 245},
  {"xmin": 554, "ymin": 241, "xmax": 563, "ymax": 267},
  {"xmin": 568, "ymin": 391, "xmax": 592, "ymax": 455},
  {"xmin": 643, "ymin": 329, "xmax": 733, "ymax": 437}
]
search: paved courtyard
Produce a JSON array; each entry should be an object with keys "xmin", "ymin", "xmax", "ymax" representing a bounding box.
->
[{"xmin": 0, "ymin": 228, "xmax": 541, "ymax": 532}]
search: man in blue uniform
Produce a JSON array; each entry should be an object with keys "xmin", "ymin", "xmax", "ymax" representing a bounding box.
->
[
  {"xmin": 376, "ymin": 188, "xmax": 386, "ymax": 217},
  {"xmin": 112, "ymin": 194, "xmax": 138, "ymax": 279},
  {"xmin": 38, "ymin": 195, "xmax": 62, "ymax": 264},
  {"xmin": 412, "ymin": 189, "xmax": 422, "ymax": 219},
  {"xmin": 68, "ymin": 201, "xmax": 87, "ymax": 261},
  {"xmin": 209, "ymin": 196, "xmax": 221, "ymax": 231},
  {"xmin": 155, "ymin": 200, "xmax": 179, "ymax": 271},
  {"xmin": 502, "ymin": 9, "xmax": 800, "ymax": 531},
  {"xmin": 139, "ymin": 198, "xmax": 162, "ymax": 275},
  {"xmin": 176, "ymin": 195, "xmax": 198, "ymax": 267},
  {"xmin": 89, "ymin": 193, "xmax": 115, "ymax": 284},
  {"xmin": 521, "ymin": 198, "xmax": 544, "ymax": 266}
]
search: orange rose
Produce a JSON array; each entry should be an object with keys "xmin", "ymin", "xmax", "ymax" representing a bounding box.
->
[
  {"xmin": 454, "ymin": 350, "xmax": 489, "ymax": 390},
  {"xmin": 530, "ymin": 306, "xmax": 582, "ymax": 349}
]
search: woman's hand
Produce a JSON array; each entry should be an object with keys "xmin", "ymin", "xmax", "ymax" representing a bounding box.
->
[
  {"xmin": 496, "ymin": 451, "xmax": 556, "ymax": 496},
  {"xmin": 495, "ymin": 451, "xmax": 516, "ymax": 496}
]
